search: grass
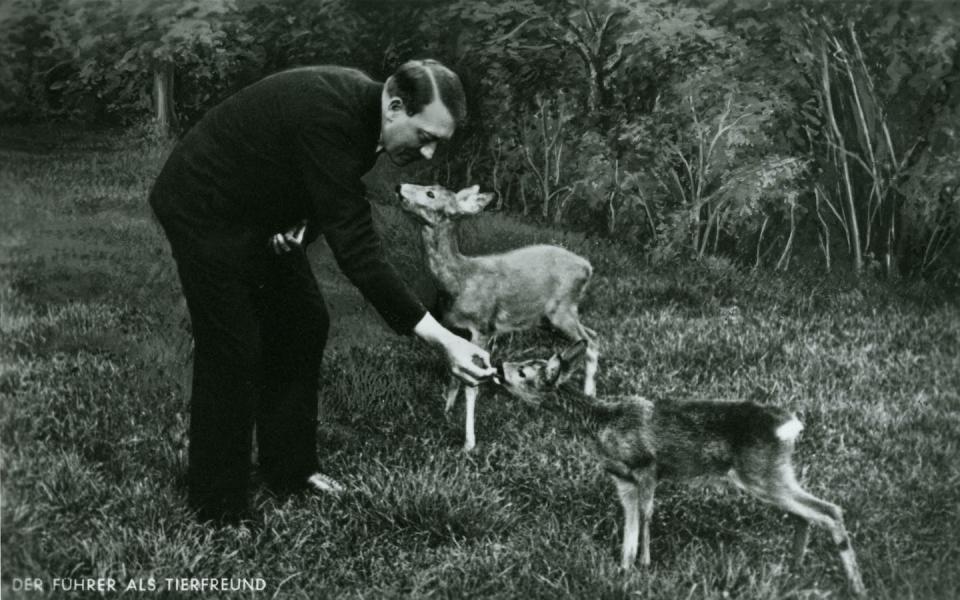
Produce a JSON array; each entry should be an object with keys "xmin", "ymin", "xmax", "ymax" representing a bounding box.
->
[{"xmin": 1, "ymin": 126, "xmax": 959, "ymax": 599}]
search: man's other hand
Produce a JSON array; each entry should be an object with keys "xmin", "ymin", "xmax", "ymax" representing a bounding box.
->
[{"xmin": 270, "ymin": 220, "xmax": 308, "ymax": 254}]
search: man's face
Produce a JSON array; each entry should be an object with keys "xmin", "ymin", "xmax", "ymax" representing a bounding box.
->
[{"xmin": 380, "ymin": 96, "xmax": 455, "ymax": 166}]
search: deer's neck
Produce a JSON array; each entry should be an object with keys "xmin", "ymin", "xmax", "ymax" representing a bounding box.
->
[
  {"xmin": 544, "ymin": 384, "xmax": 623, "ymax": 431},
  {"xmin": 420, "ymin": 221, "xmax": 470, "ymax": 295}
]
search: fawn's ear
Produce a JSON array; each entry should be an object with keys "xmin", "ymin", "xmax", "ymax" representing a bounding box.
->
[
  {"xmin": 455, "ymin": 185, "xmax": 480, "ymax": 201},
  {"xmin": 559, "ymin": 339, "xmax": 587, "ymax": 367},
  {"xmin": 550, "ymin": 340, "xmax": 587, "ymax": 386},
  {"xmin": 455, "ymin": 187, "xmax": 493, "ymax": 216},
  {"xmin": 544, "ymin": 353, "xmax": 564, "ymax": 386},
  {"xmin": 475, "ymin": 192, "xmax": 495, "ymax": 209}
]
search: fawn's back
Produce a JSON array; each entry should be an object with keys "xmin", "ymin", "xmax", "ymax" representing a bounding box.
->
[
  {"xmin": 451, "ymin": 245, "xmax": 592, "ymax": 333},
  {"xmin": 597, "ymin": 398, "xmax": 800, "ymax": 480},
  {"xmin": 496, "ymin": 342, "xmax": 865, "ymax": 596}
]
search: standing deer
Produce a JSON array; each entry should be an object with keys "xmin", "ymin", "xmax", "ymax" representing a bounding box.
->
[
  {"xmin": 397, "ymin": 183, "xmax": 599, "ymax": 451},
  {"xmin": 494, "ymin": 340, "xmax": 866, "ymax": 597}
]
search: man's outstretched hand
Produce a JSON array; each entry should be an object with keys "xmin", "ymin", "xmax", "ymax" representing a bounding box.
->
[{"xmin": 413, "ymin": 313, "xmax": 497, "ymax": 386}]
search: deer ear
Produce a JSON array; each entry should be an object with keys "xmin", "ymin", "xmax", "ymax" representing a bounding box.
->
[
  {"xmin": 475, "ymin": 192, "xmax": 495, "ymax": 209},
  {"xmin": 544, "ymin": 353, "xmax": 563, "ymax": 386},
  {"xmin": 559, "ymin": 340, "xmax": 587, "ymax": 368},
  {"xmin": 455, "ymin": 185, "xmax": 480, "ymax": 201},
  {"xmin": 551, "ymin": 340, "xmax": 587, "ymax": 386},
  {"xmin": 458, "ymin": 189, "xmax": 493, "ymax": 216}
]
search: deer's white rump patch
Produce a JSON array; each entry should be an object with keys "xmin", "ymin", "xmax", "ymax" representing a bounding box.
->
[{"xmin": 776, "ymin": 416, "xmax": 804, "ymax": 442}]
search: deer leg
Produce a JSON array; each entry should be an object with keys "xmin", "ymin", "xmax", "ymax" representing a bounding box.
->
[
  {"xmin": 462, "ymin": 384, "xmax": 478, "ymax": 452},
  {"xmin": 636, "ymin": 469, "xmax": 656, "ymax": 567},
  {"xmin": 443, "ymin": 375, "xmax": 460, "ymax": 415},
  {"xmin": 550, "ymin": 313, "xmax": 599, "ymax": 397},
  {"xmin": 613, "ymin": 475, "xmax": 641, "ymax": 569},
  {"xmin": 458, "ymin": 332, "xmax": 488, "ymax": 453},
  {"xmin": 790, "ymin": 514, "xmax": 811, "ymax": 568},
  {"xmin": 582, "ymin": 330, "xmax": 599, "ymax": 398},
  {"xmin": 789, "ymin": 488, "xmax": 865, "ymax": 597},
  {"xmin": 734, "ymin": 466, "xmax": 866, "ymax": 597}
]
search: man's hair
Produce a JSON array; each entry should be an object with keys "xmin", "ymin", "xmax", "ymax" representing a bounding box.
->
[{"xmin": 385, "ymin": 59, "xmax": 467, "ymax": 125}]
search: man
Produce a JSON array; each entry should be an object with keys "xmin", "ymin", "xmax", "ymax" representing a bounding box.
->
[{"xmin": 149, "ymin": 59, "xmax": 495, "ymax": 524}]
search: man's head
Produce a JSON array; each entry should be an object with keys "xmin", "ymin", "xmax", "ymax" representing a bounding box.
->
[{"xmin": 380, "ymin": 59, "xmax": 466, "ymax": 166}]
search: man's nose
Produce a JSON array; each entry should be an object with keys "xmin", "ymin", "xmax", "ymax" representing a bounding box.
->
[{"xmin": 420, "ymin": 142, "xmax": 437, "ymax": 160}]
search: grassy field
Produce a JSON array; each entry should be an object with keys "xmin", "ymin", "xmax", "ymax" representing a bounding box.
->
[{"xmin": 1, "ymin": 127, "xmax": 959, "ymax": 599}]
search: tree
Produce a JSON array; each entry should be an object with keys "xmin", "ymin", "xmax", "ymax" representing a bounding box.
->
[
  {"xmin": 0, "ymin": 0, "xmax": 248, "ymax": 131},
  {"xmin": 123, "ymin": 0, "xmax": 245, "ymax": 134}
]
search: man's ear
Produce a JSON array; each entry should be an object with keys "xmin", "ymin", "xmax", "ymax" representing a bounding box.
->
[{"xmin": 387, "ymin": 97, "xmax": 404, "ymax": 115}]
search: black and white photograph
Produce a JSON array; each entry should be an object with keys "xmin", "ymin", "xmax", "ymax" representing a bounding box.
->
[{"xmin": 1, "ymin": 0, "xmax": 958, "ymax": 597}]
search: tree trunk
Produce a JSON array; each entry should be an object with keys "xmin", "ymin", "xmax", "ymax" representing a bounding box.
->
[{"xmin": 153, "ymin": 62, "xmax": 177, "ymax": 135}]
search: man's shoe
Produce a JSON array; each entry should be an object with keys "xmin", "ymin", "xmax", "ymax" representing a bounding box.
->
[{"xmin": 306, "ymin": 472, "xmax": 346, "ymax": 495}]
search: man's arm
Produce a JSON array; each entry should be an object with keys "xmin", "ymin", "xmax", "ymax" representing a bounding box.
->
[
  {"xmin": 296, "ymin": 129, "xmax": 495, "ymax": 384},
  {"xmin": 315, "ymin": 190, "xmax": 494, "ymax": 382},
  {"xmin": 297, "ymin": 123, "xmax": 426, "ymax": 333},
  {"xmin": 412, "ymin": 312, "xmax": 495, "ymax": 386}
]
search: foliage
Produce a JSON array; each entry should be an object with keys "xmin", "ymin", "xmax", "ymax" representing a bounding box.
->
[
  {"xmin": 2, "ymin": 0, "xmax": 958, "ymax": 280},
  {"xmin": 898, "ymin": 129, "xmax": 960, "ymax": 282},
  {"xmin": 3, "ymin": 132, "xmax": 960, "ymax": 598},
  {"xmin": 775, "ymin": 3, "xmax": 960, "ymax": 279},
  {"xmin": 0, "ymin": 0, "xmax": 250, "ymax": 125},
  {"xmin": 240, "ymin": 0, "xmax": 367, "ymax": 72}
]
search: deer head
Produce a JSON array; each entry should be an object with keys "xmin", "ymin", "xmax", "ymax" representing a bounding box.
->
[
  {"xmin": 396, "ymin": 183, "xmax": 495, "ymax": 226},
  {"xmin": 497, "ymin": 340, "xmax": 588, "ymax": 403}
]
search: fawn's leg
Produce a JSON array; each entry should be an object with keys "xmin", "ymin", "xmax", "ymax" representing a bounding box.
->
[
  {"xmin": 734, "ymin": 465, "xmax": 866, "ymax": 597},
  {"xmin": 613, "ymin": 475, "xmax": 641, "ymax": 568},
  {"xmin": 462, "ymin": 384, "xmax": 478, "ymax": 452},
  {"xmin": 443, "ymin": 376, "xmax": 460, "ymax": 414},
  {"xmin": 445, "ymin": 328, "xmax": 481, "ymax": 415},
  {"xmin": 550, "ymin": 313, "xmax": 599, "ymax": 397},
  {"xmin": 636, "ymin": 470, "xmax": 656, "ymax": 567},
  {"xmin": 789, "ymin": 487, "xmax": 865, "ymax": 597},
  {"xmin": 459, "ymin": 332, "xmax": 485, "ymax": 453},
  {"xmin": 790, "ymin": 514, "xmax": 811, "ymax": 568},
  {"xmin": 581, "ymin": 325, "xmax": 599, "ymax": 398},
  {"xmin": 582, "ymin": 338, "xmax": 599, "ymax": 397}
]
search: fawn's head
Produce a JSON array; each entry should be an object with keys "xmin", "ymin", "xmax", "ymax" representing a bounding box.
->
[
  {"xmin": 497, "ymin": 340, "xmax": 587, "ymax": 404},
  {"xmin": 396, "ymin": 184, "xmax": 494, "ymax": 226}
]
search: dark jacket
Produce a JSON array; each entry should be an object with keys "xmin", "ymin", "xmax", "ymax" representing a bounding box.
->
[{"xmin": 150, "ymin": 66, "xmax": 426, "ymax": 334}]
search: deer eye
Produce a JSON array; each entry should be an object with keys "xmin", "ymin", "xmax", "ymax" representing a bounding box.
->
[
  {"xmin": 426, "ymin": 191, "xmax": 435, "ymax": 199},
  {"xmin": 519, "ymin": 367, "xmax": 527, "ymax": 378}
]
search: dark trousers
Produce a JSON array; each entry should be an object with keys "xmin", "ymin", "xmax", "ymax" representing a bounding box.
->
[{"xmin": 151, "ymin": 195, "xmax": 327, "ymax": 520}]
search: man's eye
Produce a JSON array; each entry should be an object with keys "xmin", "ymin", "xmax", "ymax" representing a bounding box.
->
[{"xmin": 426, "ymin": 191, "xmax": 435, "ymax": 198}]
